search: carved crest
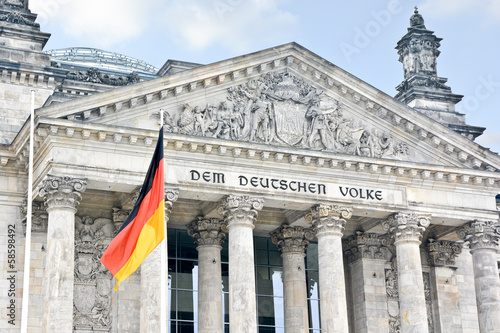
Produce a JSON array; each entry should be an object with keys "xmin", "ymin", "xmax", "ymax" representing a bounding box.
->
[{"xmin": 164, "ymin": 71, "xmax": 410, "ymax": 160}]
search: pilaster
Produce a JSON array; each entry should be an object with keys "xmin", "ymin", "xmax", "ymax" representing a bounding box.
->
[
  {"xmin": 306, "ymin": 204, "xmax": 352, "ymax": 333},
  {"xmin": 270, "ymin": 225, "xmax": 314, "ymax": 333},
  {"xmin": 218, "ymin": 195, "xmax": 264, "ymax": 333},
  {"xmin": 458, "ymin": 220, "xmax": 500, "ymax": 333},
  {"xmin": 39, "ymin": 176, "xmax": 86, "ymax": 333},
  {"xmin": 382, "ymin": 212, "xmax": 430, "ymax": 333},
  {"xmin": 344, "ymin": 232, "xmax": 391, "ymax": 333},
  {"xmin": 426, "ymin": 239, "xmax": 463, "ymax": 333},
  {"xmin": 140, "ymin": 189, "xmax": 178, "ymax": 333},
  {"xmin": 188, "ymin": 217, "xmax": 227, "ymax": 333}
]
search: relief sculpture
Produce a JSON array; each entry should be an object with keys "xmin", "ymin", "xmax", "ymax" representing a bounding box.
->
[
  {"xmin": 163, "ymin": 72, "xmax": 410, "ymax": 160},
  {"xmin": 73, "ymin": 216, "xmax": 114, "ymax": 332}
]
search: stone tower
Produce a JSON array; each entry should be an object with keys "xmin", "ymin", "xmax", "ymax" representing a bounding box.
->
[
  {"xmin": 395, "ymin": 7, "xmax": 484, "ymax": 140},
  {"xmin": 0, "ymin": 0, "xmax": 66, "ymax": 144}
]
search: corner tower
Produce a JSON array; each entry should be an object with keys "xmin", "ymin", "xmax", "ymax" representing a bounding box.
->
[
  {"xmin": 0, "ymin": 0, "xmax": 67, "ymax": 144},
  {"xmin": 395, "ymin": 7, "xmax": 484, "ymax": 140}
]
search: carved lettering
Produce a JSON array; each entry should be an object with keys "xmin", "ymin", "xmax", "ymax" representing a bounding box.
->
[{"xmin": 339, "ymin": 186, "xmax": 383, "ymax": 201}]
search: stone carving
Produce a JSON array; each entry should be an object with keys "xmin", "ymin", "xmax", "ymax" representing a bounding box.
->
[
  {"xmin": 305, "ymin": 204, "xmax": 352, "ymax": 237},
  {"xmin": 39, "ymin": 176, "xmax": 87, "ymax": 210},
  {"xmin": 397, "ymin": 8, "xmax": 440, "ymax": 79},
  {"xmin": 112, "ymin": 208, "xmax": 130, "ymax": 235},
  {"xmin": 67, "ymin": 67, "xmax": 141, "ymax": 86},
  {"xmin": 165, "ymin": 188, "xmax": 179, "ymax": 220},
  {"xmin": 270, "ymin": 225, "xmax": 315, "ymax": 254},
  {"xmin": 457, "ymin": 220, "xmax": 500, "ymax": 251},
  {"xmin": 187, "ymin": 217, "xmax": 227, "ymax": 247},
  {"xmin": 73, "ymin": 216, "xmax": 114, "ymax": 331},
  {"xmin": 427, "ymin": 239, "xmax": 462, "ymax": 267},
  {"xmin": 423, "ymin": 271, "xmax": 434, "ymax": 332},
  {"xmin": 20, "ymin": 199, "xmax": 48, "ymax": 233},
  {"xmin": 165, "ymin": 72, "xmax": 409, "ymax": 160},
  {"xmin": 343, "ymin": 232, "xmax": 391, "ymax": 264},
  {"xmin": 0, "ymin": 9, "xmax": 31, "ymax": 25},
  {"xmin": 385, "ymin": 258, "xmax": 399, "ymax": 300},
  {"xmin": 389, "ymin": 315, "xmax": 401, "ymax": 333},
  {"xmin": 217, "ymin": 195, "xmax": 264, "ymax": 227},
  {"xmin": 382, "ymin": 212, "xmax": 430, "ymax": 243}
]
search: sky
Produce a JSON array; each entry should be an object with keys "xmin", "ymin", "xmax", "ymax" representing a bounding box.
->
[{"xmin": 30, "ymin": 0, "xmax": 500, "ymax": 153}]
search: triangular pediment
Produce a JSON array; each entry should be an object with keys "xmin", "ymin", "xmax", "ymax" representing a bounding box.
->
[{"xmin": 36, "ymin": 43, "xmax": 500, "ymax": 171}]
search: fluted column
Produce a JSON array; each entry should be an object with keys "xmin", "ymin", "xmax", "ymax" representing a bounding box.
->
[
  {"xmin": 382, "ymin": 213, "xmax": 430, "ymax": 333},
  {"xmin": 39, "ymin": 176, "xmax": 86, "ymax": 333},
  {"xmin": 218, "ymin": 195, "xmax": 264, "ymax": 333},
  {"xmin": 305, "ymin": 204, "xmax": 352, "ymax": 333},
  {"xmin": 458, "ymin": 220, "xmax": 500, "ymax": 333},
  {"xmin": 188, "ymin": 217, "xmax": 227, "ymax": 333},
  {"xmin": 426, "ymin": 239, "xmax": 463, "ymax": 332},
  {"xmin": 141, "ymin": 189, "xmax": 178, "ymax": 333},
  {"xmin": 271, "ymin": 225, "xmax": 314, "ymax": 333},
  {"xmin": 344, "ymin": 232, "xmax": 390, "ymax": 333}
]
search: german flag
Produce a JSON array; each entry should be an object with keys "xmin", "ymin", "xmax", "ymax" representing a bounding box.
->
[{"xmin": 101, "ymin": 127, "xmax": 165, "ymax": 291}]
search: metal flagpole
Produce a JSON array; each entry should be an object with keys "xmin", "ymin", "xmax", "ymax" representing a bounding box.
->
[
  {"xmin": 20, "ymin": 90, "xmax": 35, "ymax": 333},
  {"xmin": 159, "ymin": 109, "xmax": 167, "ymax": 333}
]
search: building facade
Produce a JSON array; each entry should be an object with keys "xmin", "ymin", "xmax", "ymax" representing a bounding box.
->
[{"xmin": 0, "ymin": 2, "xmax": 499, "ymax": 333}]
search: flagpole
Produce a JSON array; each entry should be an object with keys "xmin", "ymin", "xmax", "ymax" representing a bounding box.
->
[
  {"xmin": 159, "ymin": 109, "xmax": 167, "ymax": 333},
  {"xmin": 20, "ymin": 90, "xmax": 35, "ymax": 333}
]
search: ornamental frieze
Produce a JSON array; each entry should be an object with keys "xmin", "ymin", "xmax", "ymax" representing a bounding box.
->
[{"xmin": 163, "ymin": 72, "xmax": 410, "ymax": 160}]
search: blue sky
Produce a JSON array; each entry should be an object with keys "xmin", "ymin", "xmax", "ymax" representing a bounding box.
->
[{"xmin": 31, "ymin": 0, "xmax": 500, "ymax": 153}]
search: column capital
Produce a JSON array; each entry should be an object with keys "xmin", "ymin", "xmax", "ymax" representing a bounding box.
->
[
  {"xmin": 343, "ymin": 232, "xmax": 391, "ymax": 264},
  {"xmin": 39, "ymin": 176, "xmax": 87, "ymax": 211},
  {"xmin": 306, "ymin": 204, "xmax": 352, "ymax": 238},
  {"xmin": 427, "ymin": 239, "xmax": 462, "ymax": 267},
  {"xmin": 457, "ymin": 220, "xmax": 500, "ymax": 251},
  {"xmin": 382, "ymin": 212, "xmax": 430, "ymax": 244},
  {"xmin": 187, "ymin": 217, "xmax": 227, "ymax": 247},
  {"xmin": 217, "ymin": 195, "xmax": 264, "ymax": 228},
  {"xmin": 305, "ymin": 203, "xmax": 353, "ymax": 222},
  {"xmin": 270, "ymin": 225, "xmax": 314, "ymax": 255}
]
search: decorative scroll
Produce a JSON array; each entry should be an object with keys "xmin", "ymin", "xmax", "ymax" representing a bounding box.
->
[
  {"xmin": 163, "ymin": 72, "xmax": 410, "ymax": 160},
  {"xmin": 73, "ymin": 216, "xmax": 114, "ymax": 332}
]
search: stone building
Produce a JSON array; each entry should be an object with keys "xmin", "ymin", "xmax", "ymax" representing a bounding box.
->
[{"xmin": 0, "ymin": 2, "xmax": 499, "ymax": 333}]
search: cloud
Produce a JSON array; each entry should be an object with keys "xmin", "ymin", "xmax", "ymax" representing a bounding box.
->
[
  {"xmin": 162, "ymin": 0, "xmax": 298, "ymax": 52},
  {"xmin": 31, "ymin": 0, "xmax": 163, "ymax": 47},
  {"xmin": 419, "ymin": 0, "xmax": 500, "ymax": 25}
]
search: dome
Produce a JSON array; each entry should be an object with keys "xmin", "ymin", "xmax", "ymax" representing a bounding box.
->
[
  {"xmin": 46, "ymin": 47, "xmax": 159, "ymax": 75},
  {"xmin": 410, "ymin": 7, "xmax": 426, "ymax": 29}
]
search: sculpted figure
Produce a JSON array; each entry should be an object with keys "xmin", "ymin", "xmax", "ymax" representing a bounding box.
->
[
  {"xmin": 419, "ymin": 40, "xmax": 436, "ymax": 72},
  {"xmin": 249, "ymin": 94, "xmax": 271, "ymax": 142},
  {"xmin": 357, "ymin": 130, "xmax": 375, "ymax": 157},
  {"xmin": 379, "ymin": 132, "xmax": 395, "ymax": 158},
  {"xmin": 305, "ymin": 97, "xmax": 336, "ymax": 150}
]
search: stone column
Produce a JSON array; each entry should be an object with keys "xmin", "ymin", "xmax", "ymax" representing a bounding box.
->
[
  {"xmin": 39, "ymin": 176, "xmax": 86, "ymax": 333},
  {"xmin": 187, "ymin": 217, "xmax": 227, "ymax": 333},
  {"xmin": 271, "ymin": 225, "xmax": 314, "ymax": 333},
  {"xmin": 426, "ymin": 239, "xmax": 463, "ymax": 333},
  {"xmin": 305, "ymin": 204, "xmax": 352, "ymax": 333},
  {"xmin": 344, "ymin": 232, "xmax": 391, "ymax": 333},
  {"xmin": 141, "ymin": 189, "xmax": 178, "ymax": 333},
  {"xmin": 382, "ymin": 213, "xmax": 430, "ymax": 333},
  {"xmin": 218, "ymin": 195, "xmax": 264, "ymax": 333},
  {"xmin": 458, "ymin": 220, "xmax": 500, "ymax": 333}
]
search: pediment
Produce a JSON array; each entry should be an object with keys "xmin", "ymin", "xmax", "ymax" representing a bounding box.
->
[{"xmin": 36, "ymin": 43, "xmax": 500, "ymax": 171}]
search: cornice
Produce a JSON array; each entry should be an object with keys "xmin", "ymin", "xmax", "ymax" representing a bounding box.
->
[{"xmin": 1, "ymin": 118, "xmax": 493, "ymax": 194}]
